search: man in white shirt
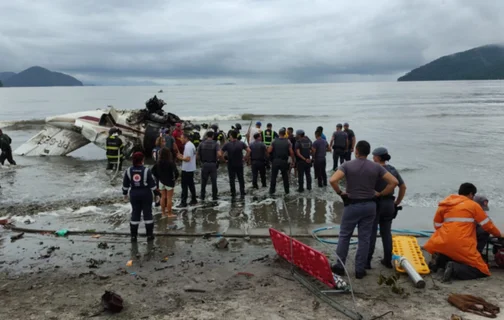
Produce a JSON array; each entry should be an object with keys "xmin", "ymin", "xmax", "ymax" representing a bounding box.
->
[
  {"xmin": 177, "ymin": 134, "xmax": 197, "ymax": 207},
  {"xmin": 248, "ymin": 121, "xmax": 263, "ymax": 145}
]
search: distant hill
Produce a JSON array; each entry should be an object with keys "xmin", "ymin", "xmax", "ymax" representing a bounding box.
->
[
  {"xmin": 1, "ymin": 66, "xmax": 82, "ymax": 87},
  {"xmin": 0, "ymin": 72, "xmax": 16, "ymax": 82},
  {"xmin": 398, "ymin": 45, "xmax": 504, "ymax": 81}
]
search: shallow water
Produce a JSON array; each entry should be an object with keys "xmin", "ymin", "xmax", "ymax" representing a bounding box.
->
[{"xmin": 1, "ymin": 81, "xmax": 504, "ymax": 232}]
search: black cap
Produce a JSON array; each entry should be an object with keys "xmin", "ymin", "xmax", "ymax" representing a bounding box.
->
[{"xmin": 267, "ymin": 123, "xmax": 272, "ymax": 127}]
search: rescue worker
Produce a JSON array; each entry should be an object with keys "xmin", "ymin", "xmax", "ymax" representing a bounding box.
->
[
  {"xmin": 106, "ymin": 128, "xmax": 124, "ymax": 170},
  {"xmin": 191, "ymin": 124, "xmax": 201, "ymax": 149},
  {"xmin": 172, "ymin": 123, "xmax": 184, "ymax": 154},
  {"xmin": 329, "ymin": 141, "xmax": 399, "ymax": 279},
  {"xmin": 295, "ymin": 129, "xmax": 312, "ymax": 192},
  {"xmin": 474, "ymin": 195, "xmax": 490, "ymax": 253},
  {"xmin": 311, "ymin": 130, "xmax": 329, "ymax": 188},
  {"xmin": 424, "ymin": 183, "xmax": 501, "ymax": 282},
  {"xmin": 177, "ymin": 134, "xmax": 198, "ymax": 207},
  {"xmin": 0, "ymin": 129, "xmax": 16, "ymax": 166},
  {"xmin": 122, "ymin": 152, "xmax": 159, "ymax": 242},
  {"xmin": 343, "ymin": 123, "xmax": 356, "ymax": 162},
  {"xmin": 263, "ymin": 123, "xmax": 278, "ymax": 148},
  {"xmin": 198, "ymin": 131, "xmax": 222, "ymax": 201},
  {"xmin": 248, "ymin": 121, "xmax": 263, "ymax": 144},
  {"xmin": 227, "ymin": 123, "xmax": 243, "ymax": 141},
  {"xmin": 268, "ymin": 128, "xmax": 295, "ymax": 195},
  {"xmin": 287, "ymin": 127, "xmax": 297, "ymax": 175},
  {"xmin": 211, "ymin": 124, "xmax": 226, "ymax": 145},
  {"xmin": 330, "ymin": 124, "xmax": 348, "ymax": 170},
  {"xmin": 367, "ymin": 147, "xmax": 407, "ymax": 269},
  {"xmin": 316, "ymin": 126, "xmax": 327, "ymax": 141},
  {"xmin": 222, "ymin": 130, "xmax": 250, "ymax": 199},
  {"xmin": 249, "ymin": 132, "xmax": 268, "ymax": 188}
]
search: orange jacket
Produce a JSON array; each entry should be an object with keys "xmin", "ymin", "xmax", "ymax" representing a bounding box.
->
[{"xmin": 424, "ymin": 195, "xmax": 501, "ymax": 275}]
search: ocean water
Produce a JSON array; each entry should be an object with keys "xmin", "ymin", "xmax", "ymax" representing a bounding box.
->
[{"xmin": 1, "ymin": 81, "xmax": 504, "ymax": 231}]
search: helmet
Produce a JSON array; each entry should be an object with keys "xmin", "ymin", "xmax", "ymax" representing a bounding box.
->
[
  {"xmin": 201, "ymin": 123, "xmax": 209, "ymax": 129},
  {"xmin": 211, "ymin": 124, "xmax": 218, "ymax": 131},
  {"xmin": 194, "ymin": 124, "xmax": 201, "ymax": 131},
  {"xmin": 235, "ymin": 123, "xmax": 242, "ymax": 130},
  {"xmin": 108, "ymin": 127, "xmax": 120, "ymax": 136}
]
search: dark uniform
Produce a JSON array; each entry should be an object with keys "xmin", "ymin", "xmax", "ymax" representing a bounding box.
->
[
  {"xmin": 249, "ymin": 140, "xmax": 267, "ymax": 188},
  {"xmin": 269, "ymin": 137, "xmax": 291, "ymax": 195},
  {"xmin": 263, "ymin": 128, "xmax": 278, "ymax": 148},
  {"xmin": 344, "ymin": 128, "xmax": 355, "ymax": 161},
  {"xmin": 122, "ymin": 165, "xmax": 158, "ymax": 241},
  {"xmin": 0, "ymin": 131, "xmax": 16, "ymax": 165},
  {"xmin": 222, "ymin": 140, "xmax": 247, "ymax": 198},
  {"xmin": 106, "ymin": 132, "xmax": 124, "ymax": 170},
  {"xmin": 198, "ymin": 139, "xmax": 220, "ymax": 200},
  {"xmin": 332, "ymin": 129, "xmax": 348, "ymax": 169},
  {"xmin": 295, "ymin": 136, "xmax": 312, "ymax": 191},
  {"xmin": 227, "ymin": 129, "xmax": 242, "ymax": 141},
  {"xmin": 213, "ymin": 130, "xmax": 226, "ymax": 144},
  {"xmin": 191, "ymin": 131, "xmax": 201, "ymax": 149}
]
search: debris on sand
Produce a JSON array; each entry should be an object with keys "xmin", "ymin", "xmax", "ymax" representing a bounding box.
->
[
  {"xmin": 55, "ymin": 229, "xmax": 68, "ymax": 237},
  {"xmin": 10, "ymin": 233, "xmax": 24, "ymax": 242},
  {"xmin": 87, "ymin": 258, "xmax": 105, "ymax": 269},
  {"xmin": 92, "ymin": 234, "xmax": 101, "ymax": 239},
  {"xmin": 214, "ymin": 237, "xmax": 229, "ymax": 249},
  {"xmin": 184, "ymin": 287, "xmax": 206, "ymax": 293},
  {"xmin": 0, "ymin": 219, "xmax": 9, "ymax": 225},
  {"xmin": 154, "ymin": 265, "xmax": 174, "ymax": 271},
  {"xmin": 126, "ymin": 260, "xmax": 133, "ymax": 267},
  {"xmin": 98, "ymin": 242, "xmax": 109, "ymax": 249},
  {"xmin": 251, "ymin": 255, "xmax": 269, "ymax": 263},
  {"xmin": 102, "ymin": 291, "xmax": 124, "ymax": 313},
  {"xmin": 236, "ymin": 272, "xmax": 254, "ymax": 278}
]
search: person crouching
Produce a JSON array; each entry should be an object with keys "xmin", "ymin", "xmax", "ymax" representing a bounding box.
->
[{"xmin": 122, "ymin": 152, "xmax": 160, "ymax": 242}]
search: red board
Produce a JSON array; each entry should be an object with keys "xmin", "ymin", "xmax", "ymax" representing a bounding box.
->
[{"xmin": 269, "ymin": 228, "xmax": 336, "ymax": 288}]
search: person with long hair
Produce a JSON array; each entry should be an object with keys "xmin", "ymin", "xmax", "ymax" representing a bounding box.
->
[
  {"xmin": 152, "ymin": 147, "xmax": 179, "ymax": 218},
  {"xmin": 152, "ymin": 136, "xmax": 165, "ymax": 161},
  {"xmin": 122, "ymin": 152, "xmax": 159, "ymax": 242}
]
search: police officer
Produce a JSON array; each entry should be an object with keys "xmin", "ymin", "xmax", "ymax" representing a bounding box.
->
[
  {"xmin": 191, "ymin": 124, "xmax": 202, "ymax": 149},
  {"xmin": 312, "ymin": 130, "xmax": 329, "ymax": 187},
  {"xmin": 0, "ymin": 129, "xmax": 16, "ymax": 166},
  {"xmin": 106, "ymin": 128, "xmax": 124, "ymax": 170},
  {"xmin": 222, "ymin": 131, "xmax": 250, "ymax": 198},
  {"xmin": 198, "ymin": 131, "xmax": 222, "ymax": 201},
  {"xmin": 227, "ymin": 123, "xmax": 243, "ymax": 141},
  {"xmin": 122, "ymin": 152, "xmax": 159, "ymax": 242},
  {"xmin": 249, "ymin": 132, "xmax": 268, "ymax": 188},
  {"xmin": 367, "ymin": 147, "xmax": 407, "ymax": 269},
  {"xmin": 211, "ymin": 124, "xmax": 226, "ymax": 145},
  {"xmin": 268, "ymin": 128, "xmax": 295, "ymax": 195},
  {"xmin": 330, "ymin": 124, "xmax": 348, "ymax": 169},
  {"xmin": 329, "ymin": 141, "xmax": 398, "ymax": 279},
  {"xmin": 343, "ymin": 123, "xmax": 356, "ymax": 162},
  {"xmin": 295, "ymin": 129, "xmax": 312, "ymax": 192}
]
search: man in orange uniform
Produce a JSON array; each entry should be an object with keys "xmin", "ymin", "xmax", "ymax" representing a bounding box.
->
[{"xmin": 424, "ymin": 183, "xmax": 501, "ymax": 282}]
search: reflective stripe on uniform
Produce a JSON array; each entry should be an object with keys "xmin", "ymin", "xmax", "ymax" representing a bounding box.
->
[
  {"xmin": 106, "ymin": 146, "xmax": 119, "ymax": 150},
  {"xmin": 434, "ymin": 222, "xmax": 443, "ymax": 227},
  {"xmin": 480, "ymin": 217, "xmax": 491, "ymax": 226},
  {"xmin": 127, "ymin": 168, "xmax": 132, "ymax": 181},
  {"xmin": 444, "ymin": 217, "xmax": 475, "ymax": 223},
  {"xmin": 122, "ymin": 186, "xmax": 129, "ymax": 191},
  {"xmin": 144, "ymin": 220, "xmax": 154, "ymax": 224},
  {"xmin": 143, "ymin": 168, "xmax": 149, "ymax": 187},
  {"xmin": 130, "ymin": 220, "xmax": 140, "ymax": 225}
]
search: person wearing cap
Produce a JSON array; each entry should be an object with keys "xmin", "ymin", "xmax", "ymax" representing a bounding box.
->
[
  {"xmin": 343, "ymin": 123, "xmax": 355, "ymax": 162},
  {"xmin": 330, "ymin": 124, "xmax": 348, "ymax": 170},
  {"xmin": 330, "ymin": 140, "xmax": 399, "ymax": 279},
  {"xmin": 425, "ymin": 183, "xmax": 501, "ymax": 282},
  {"xmin": 474, "ymin": 195, "xmax": 491, "ymax": 253},
  {"xmin": 172, "ymin": 123, "xmax": 184, "ymax": 154},
  {"xmin": 190, "ymin": 124, "xmax": 201, "ymax": 149},
  {"xmin": 222, "ymin": 130, "xmax": 250, "ymax": 199},
  {"xmin": 211, "ymin": 123, "xmax": 226, "ymax": 145},
  {"xmin": 198, "ymin": 131, "xmax": 222, "ymax": 201},
  {"xmin": 122, "ymin": 152, "xmax": 159, "ymax": 242},
  {"xmin": 105, "ymin": 127, "xmax": 124, "ymax": 170},
  {"xmin": 249, "ymin": 132, "xmax": 268, "ymax": 189},
  {"xmin": 312, "ymin": 130, "xmax": 330, "ymax": 187},
  {"xmin": 177, "ymin": 133, "xmax": 198, "ymax": 207},
  {"xmin": 367, "ymin": 147, "xmax": 407, "ymax": 269},
  {"xmin": 0, "ymin": 129, "xmax": 16, "ymax": 166},
  {"xmin": 248, "ymin": 121, "xmax": 263, "ymax": 144},
  {"xmin": 227, "ymin": 123, "xmax": 243, "ymax": 142},
  {"xmin": 295, "ymin": 129, "xmax": 313, "ymax": 192},
  {"xmin": 262, "ymin": 123, "xmax": 278, "ymax": 148},
  {"xmin": 268, "ymin": 127, "xmax": 295, "ymax": 195}
]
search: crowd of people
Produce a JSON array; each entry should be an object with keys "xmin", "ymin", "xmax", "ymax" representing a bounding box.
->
[{"xmin": 119, "ymin": 121, "xmax": 502, "ymax": 283}]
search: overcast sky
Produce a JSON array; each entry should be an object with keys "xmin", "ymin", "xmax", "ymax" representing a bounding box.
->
[{"xmin": 0, "ymin": 0, "xmax": 503, "ymax": 85}]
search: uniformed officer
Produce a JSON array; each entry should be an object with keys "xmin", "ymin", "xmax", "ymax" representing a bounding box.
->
[
  {"xmin": 249, "ymin": 132, "xmax": 268, "ymax": 188},
  {"xmin": 268, "ymin": 128, "xmax": 295, "ymax": 195},
  {"xmin": 312, "ymin": 130, "xmax": 329, "ymax": 187},
  {"xmin": 295, "ymin": 129, "xmax": 313, "ymax": 192},
  {"xmin": 191, "ymin": 124, "xmax": 202, "ymax": 149},
  {"xmin": 343, "ymin": 123, "xmax": 356, "ymax": 162},
  {"xmin": 122, "ymin": 152, "xmax": 159, "ymax": 242},
  {"xmin": 263, "ymin": 123, "xmax": 278, "ymax": 148},
  {"xmin": 211, "ymin": 123, "xmax": 226, "ymax": 145},
  {"xmin": 106, "ymin": 128, "xmax": 124, "ymax": 170},
  {"xmin": 198, "ymin": 131, "xmax": 222, "ymax": 201},
  {"xmin": 330, "ymin": 124, "xmax": 348, "ymax": 170},
  {"xmin": 329, "ymin": 141, "xmax": 399, "ymax": 279},
  {"xmin": 367, "ymin": 147, "xmax": 407, "ymax": 269},
  {"xmin": 222, "ymin": 130, "xmax": 250, "ymax": 198},
  {"xmin": 227, "ymin": 123, "xmax": 243, "ymax": 141}
]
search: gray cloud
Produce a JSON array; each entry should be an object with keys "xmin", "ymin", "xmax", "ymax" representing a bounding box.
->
[{"xmin": 0, "ymin": 0, "xmax": 503, "ymax": 84}]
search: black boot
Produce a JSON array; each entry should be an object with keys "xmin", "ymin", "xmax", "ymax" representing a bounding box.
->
[
  {"xmin": 130, "ymin": 223, "xmax": 139, "ymax": 242},
  {"xmin": 146, "ymin": 223, "xmax": 155, "ymax": 242}
]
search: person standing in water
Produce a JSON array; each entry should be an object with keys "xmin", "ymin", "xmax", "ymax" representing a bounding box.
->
[
  {"xmin": 330, "ymin": 124, "xmax": 348, "ymax": 170},
  {"xmin": 329, "ymin": 141, "xmax": 398, "ymax": 279},
  {"xmin": 122, "ymin": 152, "xmax": 159, "ymax": 242},
  {"xmin": 249, "ymin": 132, "xmax": 268, "ymax": 188},
  {"xmin": 268, "ymin": 128, "xmax": 295, "ymax": 195},
  {"xmin": 0, "ymin": 129, "xmax": 16, "ymax": 166},
  {"xmin": 316, "ymin": 126, "xmax": 327, "ymax": 141},
  {"xmin": 312, "ymin": 130, "xmax": 329, "ymax": 187},
  {"xmin": 198, "ymin": 131, "xmax": 222, "ymax": 201},
  {"xmin": 295, "ymin": 129, "xmax": 312, "ymax": 192},
  {"xmin": 177, "ymin": 134, "xmax": 198, "ymax": 207},
  {"xmin": 343, "ymin": 123, "xmax": 356, "ymax": 162},
  {"xmin": 221, "ymin": 130, "xmax": 250, "ymax": 199},
  {"xmin": 152, "ymin": 148, "xmax": 179, "ymax": 218},
  {"xmin": 367, "ymin": 147, "xmax": 407, "ymax": 269}
]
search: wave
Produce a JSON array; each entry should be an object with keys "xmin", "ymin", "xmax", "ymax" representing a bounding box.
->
[
  {"xmin": 424, "ymin": 113, "xmax": 504, "ymax": 119},
  {"xmin": 183, "ymin": 113, "xmax": 328, "ymax": 122},
  {"xmin": 0, "ymin": 119, "xmax": 46, "ymax": 131}
]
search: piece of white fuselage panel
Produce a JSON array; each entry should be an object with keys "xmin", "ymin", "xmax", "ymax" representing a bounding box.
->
[{"xmin": 14, "ymin": 126, "xmax": 90, "ymax": 156}]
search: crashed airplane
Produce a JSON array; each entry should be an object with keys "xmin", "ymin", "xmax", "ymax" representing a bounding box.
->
[{"xmin": 14, "ymin": 96, "xmax": 194, "ymax": 158}]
